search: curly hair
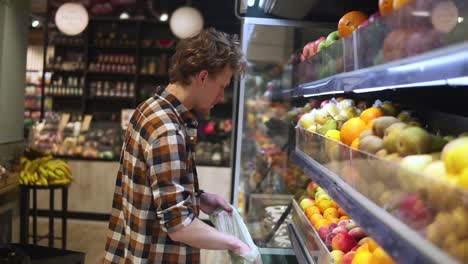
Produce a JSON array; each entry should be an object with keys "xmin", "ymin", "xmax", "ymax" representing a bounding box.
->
[{"xmin": 169, "ymin": 28, "xmax": 244, "ymax": 85}]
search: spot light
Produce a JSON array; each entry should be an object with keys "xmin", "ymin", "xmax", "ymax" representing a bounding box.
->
[
  {"xmin": 32, "ymin": 20, "xmax": 40, "ymax": 28},
  {"xmin": 159, "ymin": 13, "xmax": 169, "ymax": 22}
]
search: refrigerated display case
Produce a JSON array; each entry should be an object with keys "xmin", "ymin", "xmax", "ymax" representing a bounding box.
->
[{"xmin": 233, "ymin": 0, "xmax": 468, "ymax": 263}]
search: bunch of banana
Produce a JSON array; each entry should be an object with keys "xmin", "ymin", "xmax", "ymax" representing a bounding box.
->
[{"xmin": 19, "ymin": 156, "xmax": 72, "ymax": 186}]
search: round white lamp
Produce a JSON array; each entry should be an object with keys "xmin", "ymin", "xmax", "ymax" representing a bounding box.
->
[
  {"xmin": 169, "ymin": 7, "xmax": 204, "ymax": 39},
  {"xmin": 55, "ymin": 3, "xmax": 89, "ymax": 36}
]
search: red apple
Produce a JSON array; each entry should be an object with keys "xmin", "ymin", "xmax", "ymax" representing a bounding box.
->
[
  {"xmin": 328, "ymin": 223, "xmax": 338, "ymax": 231},
  {"xmin": 399, "ymin": 193, "xmax": 433, "ymax": 229},
  {"xmin": 302, "ymin": 42, "xmax": 314, "ymax": 61},
  {"xmin": 349, "ymin": 227, "xmax": 367, "ymax": 241},
  {"xmin": 320, "ymin": 100, "xmax": 330, "ymax": 108},
  {"xmin": 358, "ymin": 19, "xmax": 370, "ymax": 29},
  {"xmin": 306, "ymin": 181, "xmax": 318, "ymax": 196},
  {"xmin": 345, "ymin": 220, "xmax": 357, "ymax": 230},
  {"xmin": 325, "ymin": 232, "xmax": 337, "ymax": 250},
  {"xmin": 369, "ymin": 11, "xmax": 381, "ymax": 23},
  {"xmin": 310, "ymin": 37, "xmax": 326, "ymax": 57},
  {"xmin": 351, "ymin": 245, "xmax": 361, "ymax": 252},
  {"xmin": 332, "ymin": 232, "xmax": 357, "ymax": 253},
  {"xmin": 341, "ymin": 251, "xmax": 355, "ymax": 264},
  {"xmin": 332, "ymin": 226, "xmax": 348, "ymax": 234},
  {"xmin": 337, "ymin": 220, "xmax": 352, "ymax": 228},
  {"xmin": 319, "ymin": 226, "xmax": 331, "ymax": 241}
]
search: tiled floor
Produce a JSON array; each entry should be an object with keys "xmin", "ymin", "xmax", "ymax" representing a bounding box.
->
[{"xmin": 32, "ymin": 218, "xmax": 230, "ymax": 263}]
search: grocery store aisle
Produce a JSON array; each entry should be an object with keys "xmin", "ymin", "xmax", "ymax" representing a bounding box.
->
[{"xmin": 33, "ymin": 218, "xmax": 230, "ymax": 263}]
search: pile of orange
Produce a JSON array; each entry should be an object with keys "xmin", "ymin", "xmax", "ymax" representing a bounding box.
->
[
  {"xmin": 301, "ymin": 188, "xmax": 350, "ymax": 230},
  {"xmin": 340, "ymin": 117, "xmax": 366, "ymax": 146}
]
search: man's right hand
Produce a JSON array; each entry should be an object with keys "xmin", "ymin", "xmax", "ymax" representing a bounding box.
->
[{"xmin": 231, "ymin": 238, "xmax": 251, "ymax": 255}]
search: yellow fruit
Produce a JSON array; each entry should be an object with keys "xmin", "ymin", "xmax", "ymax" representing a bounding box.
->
[
  {"xmin": 459, "ymin": 167, "xmax": 468, "ymax": 189},
  {"xmin": 324, "ymin": 207, "xmax": 339, "ymax": 219},
  {"xmin": 352, "ymin": 250, "xmax": 373, "ymax": 264},
  {"xmin": 305, "ymin": 206, "xmax": 321, "ymax": 218},
  {"xmin": 309, "ymin": 213, "xmax": 323, "ymax": 226},
  {"xmin": 314, "ymin": 219, "xmax": 331, "ymax": 230},
  {"xmin": 318, "ymin": 199, "xmax": 335, "ymax": 213},
  {"xmin": 351, "ymin": 138, "xmax": 360, "ymax": 150},
  {"xmin": 340, "ymin": 215, "xmax": 351, "ymax": 220},
  {"xmin": 371, "ymin": 247, "xmax": 395, "ymax": 264},
  {"xmin": 326, "ymin": 129, "xmax": 341, "ymax": 141},
  {"xmin": 442, "ymin": 137, "xmax": 468, "ymax": 175},
  {"xmin": 360, "ymin": 107, "xmax": 385, "ymax": 124},
  {"xmin": 362, "ymin": 238, "xmax": 379, "ymax": 252}
]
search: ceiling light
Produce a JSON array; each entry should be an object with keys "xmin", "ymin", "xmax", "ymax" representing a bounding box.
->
[
  {"xmin": 120, "ymin": 12, "xmax": 129, "ymax": 19},
  {"xmin": 159, "ymin": 13, "xmax": 169, "ymax": 22},
  {"xmin": 32, "ymin": 20, "xmax": 40, "ymax": 28},
  {"xmin": 170, "ymin": 7, "xmax": 203, "ymax": 39}
]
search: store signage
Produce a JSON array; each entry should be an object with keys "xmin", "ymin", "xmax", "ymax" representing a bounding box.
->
[{"xmin": 55, "ymin": 3, "xmax": 89, "ymax": 36}]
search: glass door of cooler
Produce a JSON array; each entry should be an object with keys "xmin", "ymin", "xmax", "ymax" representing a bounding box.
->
[{"xmin": 231, "ymin": 18, "xmax": 333, "ymax": 261}]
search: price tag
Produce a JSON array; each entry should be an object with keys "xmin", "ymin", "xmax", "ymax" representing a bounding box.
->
[
  {"xmin": 81, "ymin": 115, "xmax": 93, "ymax": 132},
  {"xmin": 58, "ymin": 113, "xmax": 70, "ymax": 132}
]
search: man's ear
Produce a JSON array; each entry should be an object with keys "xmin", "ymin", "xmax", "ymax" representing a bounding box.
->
[{"xmin": 198, "ymin": 70, "xmax": 209, "ymax": 83}]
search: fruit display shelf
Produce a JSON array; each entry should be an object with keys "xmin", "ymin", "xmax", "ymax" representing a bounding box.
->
[
  {"xmin": 291, "ymin": 127, "xmax": 463, "ymax": 264},
  {"xmin": 292, "ymin": 0, "xmax": 468, "ymax": 98},
  {"xmin": 289, "ymin": 199, "xmax": 331, "ymax": 263}
]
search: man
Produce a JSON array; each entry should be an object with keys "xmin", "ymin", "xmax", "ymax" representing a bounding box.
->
[{"xmin": 104, "ymin": 28, "xmax": 250, "ymax": 263}]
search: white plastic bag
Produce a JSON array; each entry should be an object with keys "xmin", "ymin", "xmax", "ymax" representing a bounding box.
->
[{"xmin": 210, "ymin": 205, "xmax": 262, "ymax": 264}]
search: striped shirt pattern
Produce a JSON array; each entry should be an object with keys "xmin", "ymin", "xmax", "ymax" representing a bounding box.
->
[{"xmin": 104, "ymin": 88, "xmax": 200, "ymax": 263}]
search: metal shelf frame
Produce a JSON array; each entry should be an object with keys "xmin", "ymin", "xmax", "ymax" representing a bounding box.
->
[{"xmin": 290, "ymin": 148, "xmax": 458, "ymax": 264}]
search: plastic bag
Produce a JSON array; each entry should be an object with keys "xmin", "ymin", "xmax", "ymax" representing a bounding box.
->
[{"xmin": 210, "ymin": 205, "xmax": 262, "ymax": 264}]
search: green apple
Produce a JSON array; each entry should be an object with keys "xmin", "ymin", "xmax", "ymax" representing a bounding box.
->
[{"xmin": 327, "ymin": 31, "xmax": 340, "ymax": 42}]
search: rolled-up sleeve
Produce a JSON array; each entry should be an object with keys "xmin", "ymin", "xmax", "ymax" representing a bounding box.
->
[{"xmin": 145, "ymin": 128, "xmax": 196, "ymax": 233}]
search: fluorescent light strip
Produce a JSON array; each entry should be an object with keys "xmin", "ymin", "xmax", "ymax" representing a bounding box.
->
[
  {"xmin": 447, "ymin": 76, "xmax": 468, "ymax": 86},
  {"xmin": 353, "ymin": 80, "xmax": 446, "ymax": 93},
  {"xmin": 387, "ymin": 50, "xmax": 468, "ymax": 73},
  {"xmin": 304, "ymin": 90, "xmax": 344, "ymax": 97}
]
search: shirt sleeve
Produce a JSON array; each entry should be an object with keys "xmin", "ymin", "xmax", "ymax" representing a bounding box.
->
[{"xmin": 144, "ymin": 128, "xmax": 196, "ymax": 233}]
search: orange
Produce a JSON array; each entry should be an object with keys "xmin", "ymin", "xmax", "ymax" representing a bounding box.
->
[
  {"xmin": 314, "ymin": 219, "xmax": 331, "ymax": 230},
  {"xmin": 323, "ymin": 207, "xmax": 339, "ymax": 219},
  {"xmin": 329, "ymin": 217, "xmax": 340, "ymax": 224},
  {"xmin": 330, "ymin": 200, "xmax": 338, "ymax": 209},
  {"xmin": 340, "ymin": 117, "xmax": 367, "ymax": 146},
  {"xmin": 309, "ymin": 213, "xmax": 323, "ymax": 226},
  {"xmin": 365, "ymin": 119, "xmax": 375, "ymax": 130},
  {"xmin": 393, "ymin": 0, "xmax": 412, "ymax": 10},
  {"xmin": 338, "ymin": 11, "xmax": 368, "ymax": 38},
  {"xmin": 340, "ymin": 215, "xmax": 351, "ymax": 220},
  {"xmin": 338, "ymin": 207, "xmax": 348, "ymax": 217},
  {"xmin": 379, "ymin": 0, "xmax": 394, "ymax": 16},
  {"xmin": 316, "ymin": 196, "xmax": 331, "ymax": 204},
  {"xmin": 360, "ymin": 107, "xmax": 384, "ymax": 124},
  {"xmin": 351, "ymin": 138, "xmax": 360, "ymax": 150},
  {"xmin": 305, "ymin": 206, "xmax": 321, "ymax": 218}
]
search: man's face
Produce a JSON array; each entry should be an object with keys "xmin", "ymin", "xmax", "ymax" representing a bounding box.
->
[{"xmin": 194, "ymin": 66, "xmax": 233, "ymax": 112}]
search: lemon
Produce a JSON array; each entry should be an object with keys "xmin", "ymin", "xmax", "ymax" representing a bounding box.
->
[
  {"xmin": 458, "ymin": 167, "xmax": 468, "ymax": 189},
  {"xmin": 325, "ymin": 129, "xmax": 341, "ymax": 141},
  {"xmin": 442, "ymin": 137, "xmax": 468, "ymax": 175}
]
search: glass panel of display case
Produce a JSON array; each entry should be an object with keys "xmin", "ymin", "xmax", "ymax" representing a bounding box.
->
[
  {"xmin": 235, "ymin": 21, "xmax": 334, "ymax": 252},
  {"xmin": 295, "ymin": 127, "xmax": 468, "ymax": 262}
]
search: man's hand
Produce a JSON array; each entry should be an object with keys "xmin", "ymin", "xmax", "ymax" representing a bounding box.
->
[{"xmin": 199, "ymin": 192, "xmax": 232, "ymax": 215}]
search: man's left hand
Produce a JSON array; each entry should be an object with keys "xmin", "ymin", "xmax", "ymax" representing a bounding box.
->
[{"xmin": 199, "ymin": 192, "xmax": 233, "ymax": 215}]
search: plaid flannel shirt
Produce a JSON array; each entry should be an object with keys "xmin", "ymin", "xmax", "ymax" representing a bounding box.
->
[{"xmin": 104, "ymin": 88, "xmax": 201, "ymax": 263}]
